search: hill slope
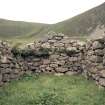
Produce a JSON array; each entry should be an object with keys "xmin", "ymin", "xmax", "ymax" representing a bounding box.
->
[
  {"xmin": 49, "ymin": 2, "xmax": 105, "ymax": 37},
  {"xmin": 0, "ymin": 2, "xmax": 105, "ymax": 43},
  {"xmin": 0, "ymin": 19, "xmax": 49, "ymax": 39}
]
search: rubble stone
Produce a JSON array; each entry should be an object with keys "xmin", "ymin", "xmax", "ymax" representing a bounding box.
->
[{"xmin": 92, "ymin": 41, "xmax": 103, "ymax": 49}]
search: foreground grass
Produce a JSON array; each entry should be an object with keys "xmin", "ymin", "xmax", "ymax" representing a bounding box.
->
[{"xmin": 0, "ymin": 74, "xmax": 105, "ymax": 105}]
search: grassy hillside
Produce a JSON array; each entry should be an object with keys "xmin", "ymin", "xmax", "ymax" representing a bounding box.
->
[
  {"xmin": 0, "ymin": 74, "xmax": 105, "ymax": 105},
  {"xmin": 0, "ymin": 2, "xmax": 105, "ymax": 44},
  {"xmin": 0, "ymin": 19, "xmax": 50, "ymax": 45},
  {"xmin": 0, "ymin": 19, "xmax": 49, "ymax": 39},
  {"xmin": 49, "ymin": 2, "xmax": 105, "ymax": 36}
]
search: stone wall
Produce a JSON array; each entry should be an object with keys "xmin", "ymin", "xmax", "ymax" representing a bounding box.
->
[
  {"xmin": 23, "ymin": 33, "xmax": 85, "ymax": 75},
  {"xmin": 0, "ymin": 41, "xmax": 26, "ymax": 86},
  {"xmin": 1, "ymin": 32, "xmax": 105, "ymax": 88},
  {"xmin": 85, "ymin": 37, "xmax": 105, "ymax": 87}
]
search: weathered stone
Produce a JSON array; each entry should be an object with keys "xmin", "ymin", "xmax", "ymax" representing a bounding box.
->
[
  {"xmin": 91, "ymin": 74, "xmax": 100, "ymax": 80},
  {"xmin": 1, "ymin": 56, "xmax": 8, "ymax": 63},
  {"xmin": 9, "ymin": 74, "xmax": 19, "ymax": 79},
  {"xmin": 103, "ymin": 59, "xmax": 105, "ymax": 66},
  {"xmin": 56, "ymin": 67, "xmax": 68, "ymax": 73},
  {"xmin": 54, "ymin": 42, "xmax": 64, "ymax": 47},
  {"xmin": 2, "ymin": 74, "xmax": 10, "ymax": 82},
  {"xmin": 57, "ymin": 33, "xmax": 65, "ymax": 37},
  {"xmin": 99, "ymin": 70, "xmax": 105, "ymax": 78},
  {"xmin": 65, "ymin": 71, "xmax": 78, "ymax": 75},
  {"xmin": 25, "ymin": 71, "xmax": 32, "ymax": 75},
  {"xmin": 42, "ymin": 59, "xmax": 50, "ymax": 65},
  {"xmin": 0, "ymin": 64, "xmax": 10, "ymax": 68},
  {"xmin": 5, "ymin": 68, "xmax": 12, "ymax": 73},
  {"xmin": 99, "ymin": 78, "xmax": 105, "ymax": 86},
  {"xmin": 46, "ymin": 67, "xmax": 53, "ymax": 71},
  {"xmin": 94, "ymin": 36, "xmax": 105, "ymax": 43},
  {"xmin": 66, "ymin": 47, "xmax": 78, "ymax": 55},
  {"xmin": 92, "ymin": 41, "xmax": 103, "ymax": 50},
  {"xmin": 103, "ymin": 48, "xmax": 105, "ymax": 53},
  {"xmin": 33, "ymin": 58, "xmax": 41, "ymax": 62},
  {"xmin": 89, "ymin": 67, "xmax": 100, "ymax": 74},
  {"xmin": 41, "ymin": 42, "xmax": 51, "ymax": 49},
  {"xmin": 89, "ymin": 55, "xmax": 103, "ymax": 63},
  {"xmin": 40, "ymin": 65, "xmax": 47, "ymax": 68},
  {"xmin": 49, "ymin": 63, "xmax": 58, "ymax": 68},
  {"xmin": 54, "ymin": 73, "xmax": 64, "ymax": 76},
  {"xmin": 48, "ymin": 40, "xmax": 56, "ymax": 44},
  {"xmin": 13, "ymin": 69, "xmax": 20, "ymax": 74},
  {"xmin": 69, "ymin": 57, "xmax": 78, "ymax": 62},
  {"xmin": 57, "ymin": 61, "xmax": 65, "ymax": 66},
  {"xmin": 96, "ymin": 64, "xmax": 104, "ymax": 70},
  {"xmin": 50, "ymin": 54, "xmax": 59, "ymax": 59},
  {"xmin": 94, "ymin": 49, "xmax": 104, "ymax": 56},
  {"xmin": 61, "ymin": 38, "xmax": 70, "ymax": 44},
  {"xmin": 33, "ymin": 62, "xmax": 41, "ymax": 67},
  {"xmin": 58, "ymin": 56, "xmax": 68, "ymax": 60},
  {"xmin": 0, "ymin": 74, "xmax": 2, "ymax": 82},
  {"xmin": 44, "ymin": 70, "xmax": 55, "ymax": 74},
  {"xmin": 87, "ymin": 51, "xmax": 94, "ymax": 56},
  {"xmin": 53, "ymin": 33, "xmax": 64, "ymax": 40}
]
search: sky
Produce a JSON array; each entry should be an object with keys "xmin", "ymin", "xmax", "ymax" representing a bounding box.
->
[{"xmin": 0, "ymin": 0, "xmax": 104, "ymax": 24}]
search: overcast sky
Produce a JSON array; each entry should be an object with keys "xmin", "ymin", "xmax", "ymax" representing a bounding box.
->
[{"xmin": 0, "ymin": 0, "xmax": 104, "ymax": 24}]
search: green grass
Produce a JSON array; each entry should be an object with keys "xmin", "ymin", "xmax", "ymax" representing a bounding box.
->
[{"xmin": 0, "ymin": 74, "xmax": 105, "ymax": 105}]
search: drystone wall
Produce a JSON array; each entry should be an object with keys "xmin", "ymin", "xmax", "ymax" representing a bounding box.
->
[
  {"xmin": 0, "ymin": 41, "xmax": 26, "ymax": 86},
  {"xmin": 85, "ymin": 37, "xmax": 105, "ymax": 87},
  {"xmin": 23, "ymin": 33, "xmax": 85, "ymax": 75},
  {"xmin": 1, "ymin": 32, "xmax": 105, "ymax": 88}
]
